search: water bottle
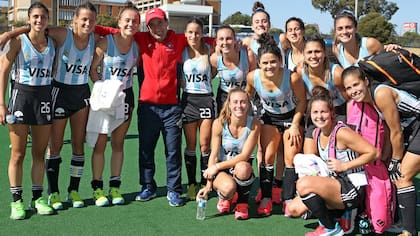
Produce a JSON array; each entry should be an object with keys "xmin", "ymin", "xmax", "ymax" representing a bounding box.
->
[
  {"xmin": 358, "ymin": 214, "xmax": 371, "ymax": 234},
  {"xmin": 196, "ymin": 197, "xmax": 207, "ymax": 220},
  {"xmin": 6, "ymin": 114, "xmax": 16, "ymax": 124}
]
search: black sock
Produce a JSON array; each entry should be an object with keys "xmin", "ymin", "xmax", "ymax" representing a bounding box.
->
[
  {"xmin": 397, "ymin": 185, "xmax": 417, "ymax": 235},
  {"xmin": 200, "ymin": 152, "xmax": 210, "ymax": 185},
  {"xmin": 91, "ymin": 179, "xmax": 103, "ymax": 190},
  {"xmin": 32, "ymin": 185, "xmax": 43, "ymax": 201},
  {"xmin": 301, "ymin": 193, "xmax": 336, "ymax": 229},
  {"xmin": 235, "ymin": 174, "xmax": 255, "ymax": 204},
  {"xmin": 46, "ymin": 155, "xmax": 62, "ymax": 194},
  {"xmin": 259, "ymin": 164, "xmax": 274, "ymax": 198},
  {"xmin": 274, "ymin": 178, "xmax": 283, "ymax": 188},
  {"xmin": 68, "ymin": 154, "xmax": 84, "ymax": 192},
  {"xmin": 109, "ymin": 176, "xmax": 121, "ymax": 188},
  {"xmin": 283, "ymin": 167, "xmax": 297, "ymax": 200},
  {"xmin": 184, "ymin": 149, "xmax": 197, "ymax": 185},
  {"xmin": 10, "ymin": 186, "xmax": 23, "ymax": 202}
]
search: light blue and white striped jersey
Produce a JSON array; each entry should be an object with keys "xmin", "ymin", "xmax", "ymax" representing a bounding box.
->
[
  {"xmin": 12, "ymin": 34, "xmax": 55, "ymax": 86},
  {"xmin": 317, "ymin": 130, "xmax": 364, "ymax": 177},
  {"xmin": 285, "ymin": 48, "xmax": 297, "ymax": 72},
  {"xmin": 217, "ymin": 48, "xmax": 249, "ymax": 92},
  {"xmin": 218, "ymin": 115, "xmax": 253, "ymax": 162},
  {"xmin": 374, "ymin": 84, "xmax": 420, "ymax": 128},
  {"xmin": 101, "ymin": 34, "xmax": 138, "ymax": 89},
  {"xmin": 250, "ymin": 38, "xmax": 260, "ymax": 58},
  {"xmin": 301, "ymin": 63, "xmax": 346, "ymax": 107},
  {"xmin": 253, "ymin": 69, "xmax": 296, "ymax": 114},
  {"xmin": 337, "ymin": 37, "xmax": 369, "ymax": 69},
  {"xmin": 54, "ymin": 27, "xmax": 95, "ymax": 85},
  {"xmin": 182, "ymin": 44, "xmax": 212, "ymax": 94}
]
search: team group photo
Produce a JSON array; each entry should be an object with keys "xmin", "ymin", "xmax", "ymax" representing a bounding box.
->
[{"xmin": 0, "ymin": 0, "xmax": 418, "ymax": 235}]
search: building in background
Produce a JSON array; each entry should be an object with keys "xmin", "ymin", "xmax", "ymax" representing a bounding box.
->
[
  {"xmin": 6, "ymin": 0, "xmax": 220, "ymax": 35},
  {"xmin": 7, "ymin": 0, "xmax": 124, "ymax": 27},
  {"xmin": 133, "ymin": 0, "xmax": 220, "ymax": 35},
  {"xmin": 0, "ymin": 4, "xmax": 7, "ymax": 32}
]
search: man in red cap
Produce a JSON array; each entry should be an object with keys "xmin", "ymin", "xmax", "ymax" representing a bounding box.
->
[{"xmin": 94, "ymin": 7, "xmax": 204, "ymax": 207}]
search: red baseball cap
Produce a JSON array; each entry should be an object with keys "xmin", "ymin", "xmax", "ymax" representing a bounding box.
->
[{"xmin": 146, "ymin": 8, "xmax": 166, "ymax": 25}]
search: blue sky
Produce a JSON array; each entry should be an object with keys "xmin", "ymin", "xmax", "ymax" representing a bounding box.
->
[{"xmin": 221, "ymin": 0, "xmax": 420, "ymax": 35}]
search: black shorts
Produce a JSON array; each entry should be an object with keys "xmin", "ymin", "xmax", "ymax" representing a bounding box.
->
[
  {"xmin": 336, "ymin": 174, "xmax": 366, "ymax": 210},
  {"xmin": 260, "ymin": 109, "xmax": 297, "ymax": 132},
  {"xmin": 404, "ymin": 119, "xmax": 420, "ymax": 155},
  {"xmin": 216, "ymin": 88, "xmax": 228, "ymax": 115},
  {"xmin": 51, "ymin": 81, "xmax": 90, "ymax": 119},
  {"xmin": 123, "ymin": 87, "xmax": 135, "ymax": 121},
  {"xmin": 181, "ymin": 92, "xmax": 216, "ymax": 124},
  {"xmin": 8, "ymin": 83, "xmax": 52, "ymax": 125}
]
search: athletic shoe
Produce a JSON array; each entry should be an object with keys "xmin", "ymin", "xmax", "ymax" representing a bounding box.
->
[
  {"xmin": 283, "ymin": 199, "xmax": 292, "ymax": 217},
  {"xmin": 48, "ymin": 192, "xmax": 63, "ymax": 210},
  {"xmin": 305, "ymin": 222, "xmax": 344, "ymax": 236},
  {"xmin": 254, "ymin": 188, "xmax": 262, "ymax": 203},
  {"xmin": 135, "ymin": 188, "xmax": 157, "ymax": 202},
  {"xmin": 231, "ymin": 192, "xmax": 238, "ymax": 205},
  {"xmin": 186, "ymin": 183, "xmax": 197, "ymax": 201},
  {"xmin": 234, "ymin": 203, "xmax": 249, "ymax": 220},
  {"xmin": 67, "ymin": 190, "xmax": 84, "ymax": 208},
  {"xmin": 336, "ymin": 209, "xmax": 356, "ymax": 234},
  {"xmin": 30, "ymin": 197, "xmax": 54, "ymax": 215},
  {"xmin": 272, "ymin": 186, "xmax": 282, "ymax": 205},
  {"xmin": 167, "ymin": 191, "xmax": 184, "ymax": 207},
  {"xmin": 256, "ymin": 186, "xmax": 281, "ymax": 204},
  {"xmin": 257, "ymin": 197, "xmax": 272, "ymax": 216},
  {"xmin": 93, "ymin": 188, "xmax": 109, "ymax": 207},
  {"xmin": 398, "ymin": 230, "xmax": 412, "ymax": 236},
  {"xmin": 386, "ymin": 223, "xmax": 403, "ymax": 233},
  {"xmin": 10, "ymin": 200, "xmax": 25, "ymax": 220},
  {"xmin": 109, "ymin": 188, "xmax": 125, "ymax": 205},
  {"xmin": 217, "ymin": 198, "xmax": 231, "ymax": 213}
]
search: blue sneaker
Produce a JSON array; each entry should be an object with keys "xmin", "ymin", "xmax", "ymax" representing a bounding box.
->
[
  {"xmin": 135, "ymin": 188, "xmax": 156, "ymax": 202},
  {"xmin": 167, "ymin": 191, "xmax": 184, "ymax": 207},
  {"xmin": 305, "ymin": 222, "xmax": 344, "ymax": 236}
]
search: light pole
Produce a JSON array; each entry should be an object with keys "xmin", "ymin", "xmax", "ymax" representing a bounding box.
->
[{"xmin": 355, "ymin": 0, "xmax": 358, "ymax": 20}]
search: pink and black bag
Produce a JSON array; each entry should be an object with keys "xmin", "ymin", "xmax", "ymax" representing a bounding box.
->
[{"xmin": 346, "ymin": 100, "xmax": 396, "ymax": 233}]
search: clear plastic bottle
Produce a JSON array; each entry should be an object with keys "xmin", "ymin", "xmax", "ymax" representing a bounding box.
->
[
  {"xmin": 196, "ymin": 197, "xmax": 207, "ymax": 220},
  {"xmin": 6, "ymin": 114, "xmax": 16, "ymax": 124}
]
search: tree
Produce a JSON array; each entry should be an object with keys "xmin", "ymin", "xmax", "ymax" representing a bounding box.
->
[
  {"xmin": 96, "ymin": 15, "xmax": 117, "ymax": 28},
  {"xmin": 269, "ymin": 28, "xmax": 283, "ymax": 35},
  {"xmin": 311, "ymin": 0, "xmax": 398, "ymax": 20},
  {"xmin": 358, "ymin": 13, "xmax": 395, "ymax": 44},
  {"xmin": 222, "ymin": 11, "xmax": 251, "ymax": 26},
  {"xmin": 397, "ymin": 32, "xmax": 420, "ymax": 47},
  {"xmin": 305, "ymin": 24, "xmax": 320, "ymax": 38}
]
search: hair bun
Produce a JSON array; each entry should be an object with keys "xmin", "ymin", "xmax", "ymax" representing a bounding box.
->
[{"xmin": 252, "ymin": 1, "xmax": 265, "ymax": 12}]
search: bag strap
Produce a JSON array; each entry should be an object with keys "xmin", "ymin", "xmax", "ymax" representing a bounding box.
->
[
  {"xmin": 314, "ymin": 122, "xmax": 347, "ymax": 159},
  {"xmin": 364, "ymin": 60, "xmax": 398, "ymax": 85},
  {"xmin": 394, "ymin": 49, "xmax": 420, "ymax": 75}
]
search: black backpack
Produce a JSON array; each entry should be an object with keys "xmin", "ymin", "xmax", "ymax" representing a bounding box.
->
[{"xmin": 358, "ymin": 48, "xmax": 420, "ymax": 97}]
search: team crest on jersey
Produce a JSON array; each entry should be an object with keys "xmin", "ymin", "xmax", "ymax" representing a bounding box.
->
[
  {"xmin": 76, "ymin": 58, "xmax": 81, "ymax": 63},
  {"xmin": 63, "ymin": 50, "xmax": 68, "ymax": 57},
  {"xmin": 166, "ymin": 42, "xmax": 174, "ymax": 48},
  {"xmin": 25, "ymin": 53, "xmax": 30, "ymax": 61},
  {"xmin": 54, "ymin": 107, "xmax": 66, "ymax": 117}
]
